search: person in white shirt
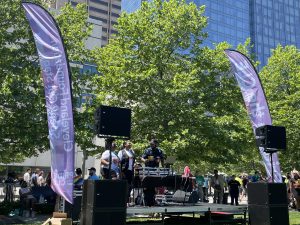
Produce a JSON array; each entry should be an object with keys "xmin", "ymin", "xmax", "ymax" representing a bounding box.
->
[
  {"xmin": 118, "ymin": 141, "xmax": 135, "ymax": 202},
  {"xmin": 31, "ymin": 168, "xmax": 40, "ymax": 187},
  {"xmin": 37, "ymin": 171, "xmax": 45, "ymax": 186},
  {"xmin": 101, "ymin": 140, "xmax": 120, "ymax": 179},
  {"xmin": 23, "ymin": 168, "xmax": 31, "ymax": 186}
]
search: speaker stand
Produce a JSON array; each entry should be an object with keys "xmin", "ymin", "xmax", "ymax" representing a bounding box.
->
[{"xmin": 269, "ymin": 151, "xmax": 276, "ymax": 183}]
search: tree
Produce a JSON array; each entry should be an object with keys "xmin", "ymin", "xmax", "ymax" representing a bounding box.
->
[
  {"xmin": 0, "ymin": 1, "xmax": 97, "ymax": 163},
  {"xmin": 93, "ymin": 0, "xmax": 256, "ymax": 170},
  {"xmin": 260, "ymin": 45, "xmax": 300, "ymax": 171}
]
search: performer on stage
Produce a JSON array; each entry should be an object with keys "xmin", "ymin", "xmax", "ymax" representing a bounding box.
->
[
  {"xmin": 118, "ymin": 141, "xmax": 135, "ymax": 202},
  {"xmin": 141, "ymin": 139, "xmax": 164, "ymax": 206},
  {"xmin": 101, "ymin": 140, "xmax": 120, "ymax": 179},
  {"xmin": 141, "ymin": 139, "xmax": 164, "ymax": 167}
]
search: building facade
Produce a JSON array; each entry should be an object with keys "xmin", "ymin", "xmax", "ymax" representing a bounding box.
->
[
  {"xmin": 51, "ymin": 0, "xmax": 121, "ymax": 46},
  {"xmin": 250, "ymin": 0, "xmax": 300, "ymax": 67},
  {"xmin": 121, "ymin": 0, "xmax": 300, "ymax": 69}
]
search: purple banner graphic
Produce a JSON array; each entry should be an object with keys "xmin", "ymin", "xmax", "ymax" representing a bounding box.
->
[
  {"xmin": 22, "ymin": 3, "xmax": 74, "ymax": 203},
  {"xmin": 225, "ymin": 50, "xmax": 282, "ymax": 183}
]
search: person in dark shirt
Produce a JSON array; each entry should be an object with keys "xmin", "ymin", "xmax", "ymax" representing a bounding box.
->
[
  {"xmin": 228, "ymin": 175, "xmax": 241, "ymax": 206},
  {"xmin": 141, "ymin": 139, "xmax": 164, "ymax": 168},
  {"xmin": 241, "ymin": 175, "xmax": 248, "ymax": 201},
  {"xmin": 140, "ymin": 139, "xmax": 164, "ymax": 206}
]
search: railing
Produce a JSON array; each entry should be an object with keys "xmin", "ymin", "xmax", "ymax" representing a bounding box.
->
[{"xmin": 135, "ymin": 167, "xmax": 172, "ymax": 177}]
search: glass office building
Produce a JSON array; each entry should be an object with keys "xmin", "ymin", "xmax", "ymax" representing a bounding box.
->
[
  {"xmin": 121, "ymin": 0, "xmax": 143, "ymax": 13},
  {"xmin": 250, "ymin": 0, "xmax": 300, "ymax": 67},
  {"xmin": 122, "ymin": 0, "xmax": 300, "ymax": 69},
  {"xmin": 52, "ymin": 0, "xmax": 122, "ymax": 46},
  {"xmin": 188, "ymin": 0, "xmax": 250, "ymax": 49}
]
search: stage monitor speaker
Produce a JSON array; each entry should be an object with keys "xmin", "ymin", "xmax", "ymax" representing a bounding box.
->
[
  {"xmin": 81, "ymin": 180, "xmax": 127, "ymax": 225},
  {"xmin": 172, "ymin": 190, "xmax": 199, "ymax": 204},
  {"xmin": 248, "ymin": 183, "xmax": 288, "ymax": 205},
  {"xmin": 248, "ymin": 204, "xmax": 289, "ymax": 225},
  {"xmin": 255, "ymin": 125, "xmax": 286, "ymax": 151},
  {"xmin": 95, "ymin": 105, "xmax": 131, "ymax": 138}
]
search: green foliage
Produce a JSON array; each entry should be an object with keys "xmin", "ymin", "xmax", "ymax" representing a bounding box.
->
[
  {"xmin": 55, "ymin": 3, "xmax": 98, "ymax": 155},
  {"xmin": 0, "ymin": 1, "xmax": 98, "ymax": 163},
  {"xmin": 0, "ymin": 0, "xmax": 48, "ymax": 162},
  {"xmin": 260, "ymin": 45, "xmax": 300, "ymax": 171},
  {"xmin": 93, "ymin": 0, "xmax": 256, "ymax": 170}
]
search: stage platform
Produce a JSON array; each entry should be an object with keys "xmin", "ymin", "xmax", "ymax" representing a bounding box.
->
[
  {"xmin": 127, "ymin": 203, "xmax": 248, "ymax": 224},
  {"xmin": 127, "ymin": 202, "xmax": 247, "ymax": 215}
]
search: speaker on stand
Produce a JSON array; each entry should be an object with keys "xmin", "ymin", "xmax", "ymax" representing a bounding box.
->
[
  {"xmin": 255, "ymin": 125, "xmax": 286, "ymax": 182},
  {"xmin": 95, "ymin": 105, "xmax": 131, "ymax": 139}
]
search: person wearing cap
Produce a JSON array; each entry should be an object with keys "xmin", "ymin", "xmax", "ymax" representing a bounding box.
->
[
  {"xmin": 141, "ymin": 139, "xmax": 164, "ymax": 168},
  {"xmin": 88, "ymin": 167, "xmax": 100, "ymax": 180}
]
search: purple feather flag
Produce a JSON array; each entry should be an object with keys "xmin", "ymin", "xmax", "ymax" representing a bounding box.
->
[
  {"xmin": 22, "ymin": 2, "xmax": 75, "ymax": 203},
  {"xmin": 225, "ymin": 49, "xmax": 282, "ymax": 183}
]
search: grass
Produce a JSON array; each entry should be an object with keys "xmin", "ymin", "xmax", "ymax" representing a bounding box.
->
[{"xmin": 290, "ymin": 211, "xmax": 300, "ymax": 225}]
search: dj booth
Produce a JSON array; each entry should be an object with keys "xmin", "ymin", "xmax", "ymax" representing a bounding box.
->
[
  {"xmin": 134, "ymin": 167, "xmax": 194, "ymax": 190},
  {"xmin": 132, "ymin": 167, "xmax": 196, "ymax": 205}
]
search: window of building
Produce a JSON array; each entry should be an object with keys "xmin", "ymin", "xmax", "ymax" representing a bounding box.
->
[
  {"xmin": 90, "ymin": 0, "xmax": 108, "ymax": 7},
  {"xmin": 89, "ymin": 6, "xmax": 107, "ymax": 14},
  {"xmin": 112, "ymin": 4, "xmax": 121, "ymax": 10}
]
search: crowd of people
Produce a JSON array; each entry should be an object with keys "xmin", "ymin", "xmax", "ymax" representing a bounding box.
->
[
  {"xmin": 71, "ymin": 137, "xmax": 300, "ymax": 211},
  {"xmin": 192, "ymin": 169, "xmax": 300, "ymax": 211},
  {"xmin": 2, "ymin": 138, "xmax": 300, "ymax": 216},
  {"xmin": 0, "ymin": 168, "xmax": 52, "ymax": 217}
]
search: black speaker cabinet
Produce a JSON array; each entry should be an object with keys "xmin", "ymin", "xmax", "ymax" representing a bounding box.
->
[
  {"xmin": 248, "ymin": 183, "xmax": 288, "ymax": 205},
  {"xmin": 255, "ymin": 125, "xmax": 286, "ymax": 150},
  {"xmin": 82, "ymin": 208, "xmax": 126, "ymax": 225},
  {"xmin": 248, "ymin": 205, "xmax": 289, "ymax": 225},
  {"xmin": 141, "ymin": 176, "xmax": 162, "ymax": 188},
  {"xmin": 95, "ymin": 105, "xmax": 131, "ymax": 138},
  {"xmin": 80, "ymin": 180, "xmax": 128, "ymax": 225}
]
